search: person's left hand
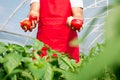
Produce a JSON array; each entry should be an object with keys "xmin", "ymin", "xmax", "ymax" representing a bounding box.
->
[{"xmin": 67, "ymin": 16, "xmax": 83, "ymax": 32}]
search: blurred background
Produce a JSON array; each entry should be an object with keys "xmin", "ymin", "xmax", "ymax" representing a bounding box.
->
[{"xmin": 0, "ymin": 0, "xmax": 110, "ymax": 54}]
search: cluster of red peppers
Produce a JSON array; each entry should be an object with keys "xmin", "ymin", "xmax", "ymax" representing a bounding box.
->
[
  {"xmin": 32, "ymin": 46, "xmax": 58, "ymax": 62},
  {"xmin": 71, "ymin": 18, "xmax": 84, "ymax": 31},
  {"xmin": 20, "ymin": 15, "xmax": 37, "ymax": 31}
]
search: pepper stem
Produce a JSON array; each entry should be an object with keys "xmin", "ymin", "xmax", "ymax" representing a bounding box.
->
[{"xmin": 23, "ymin": 26, "xmax": 27, "ymax": 30}]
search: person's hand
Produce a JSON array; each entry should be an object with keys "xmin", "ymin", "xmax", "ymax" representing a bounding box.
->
[
  {"xmin": 20, "ymin": 15, "xmax": 38, "ymax": 32},
  {"xmin": 29, "ymin": 15, "xmax": 38, "ymax": 32},
  {"xmin": 67, "ymin": 16, "xmax": 84, "ymax": 32}
]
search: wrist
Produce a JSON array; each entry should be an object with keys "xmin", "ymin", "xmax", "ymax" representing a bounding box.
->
[
  {"xmin": 29, "ymin": 15, "xmax": 37, "ymax": 22},
  {"xmin": 67, "ymin": 16, "xmax": 74, "ymax": 27},
  {"xmin": 28, "ymin": 11, "xmax": 39, "ymax": 22}
]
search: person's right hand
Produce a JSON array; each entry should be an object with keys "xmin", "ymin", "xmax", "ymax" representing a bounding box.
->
[{"xmin": 20, "ymin": 15, "xmax": 38, "ymax": 32}]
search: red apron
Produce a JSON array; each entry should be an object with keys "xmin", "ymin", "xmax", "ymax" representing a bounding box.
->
[{"xmin": 37, "ymin": 0, "xmax": 80, "ymax": 62}]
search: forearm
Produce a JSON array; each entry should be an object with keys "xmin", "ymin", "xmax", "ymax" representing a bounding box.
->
[
  {"xmin": 72, "ymin": 7, "xmax": 83, "ymax": 19},
  {"xmin": 28, "ymin": 2, "xmax": 40, "ymax": 21},
  {"xmin": 67, "ymin": 7, "xmax": 84, "ymax": 31}
]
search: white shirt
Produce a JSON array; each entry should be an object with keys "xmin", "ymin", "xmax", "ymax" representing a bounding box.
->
[{"xmin": 30, "ymin": 0, "xmax": 83, "ymax": 8}]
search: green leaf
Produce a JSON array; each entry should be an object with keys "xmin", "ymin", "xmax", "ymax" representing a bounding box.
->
[
  {"xmin": 21, "ymin": 71, "xmax": 34, "ymax": 80},
  {"xmin": 59, "ymin": 57, "xmax": 75, "ymax": 71},
  {"xmin": 43, "ymin": 63, "xmax": 53, "ymax": 80},
  {"xmin": 12, "ymin": 44, "xmax": 25, "ymax": 53},
  {"xmin": 24, "ymin": 45, "xmax": 33, "ymax": 54},
  {"xmin": 0, "ymin": 56, "xmax": 4, "ymax": 63},
  {"xmin": 3, "ymin": 53, "xmax": 22, "ymax": 74},
  {"xmin": 58, "ymin": 57, "xmax": 69, "ymax": 71},
  {"xmin": 0, "ymin": 67, "xmax": 5, "ymax": 79},
  {"xmin": 10, "ymin": 74, "xmax": 17, "ymax": 80},
  {"xmin": 32, "ymin": 39, "xmax": 44, "ymax": 59},
  {"xmin": 32, "ymin": 39, "xmax": 44, "ymax": 52},
  {"xmin": 28, "ymin": 62, "xmax": 46, "ymax": 80},
  {"xmin": 62, "ymin": 70, "xmax": 79, "ymax": 80},
  {"xmin": 21, "ymin": 57, "xmax": 32, "ymax": 63},
  {"xmin": 0, "ymin": 42, "xmax": 7, "ymax": 54}
]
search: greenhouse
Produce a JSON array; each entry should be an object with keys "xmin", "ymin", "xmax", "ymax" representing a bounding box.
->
[
  {"xmin": 1, "ymin": 0, "xmax": 120, "ymax": 80},
  {"xmin": 0, "ymin": 0, "xmax": 109, "ymax": 53}
]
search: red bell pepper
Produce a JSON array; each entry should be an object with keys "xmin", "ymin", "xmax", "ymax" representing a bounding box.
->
[
  {"xmin": 71, "ymin": 19, "xmax": 83, "ymax": 31},
  {"xmin": 52, "ymin": 54, "xmax": 58, "ymax": 58},
  {"xmin": 20, "ymin": 15, "xmax": 37, "ymax": 31},
  {"xmin": 20, "ymin": 19, "xmax": 31, "ymax": 31}
]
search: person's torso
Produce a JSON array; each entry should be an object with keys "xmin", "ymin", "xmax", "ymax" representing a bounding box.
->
[{"xmin": 39, "ymin": 0, "xmax": 72, "ymax": 26}]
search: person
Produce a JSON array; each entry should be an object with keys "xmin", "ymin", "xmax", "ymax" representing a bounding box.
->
[{"xmin": 21, "ymin": 0, "xmax": 84, "ymax": 63}]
